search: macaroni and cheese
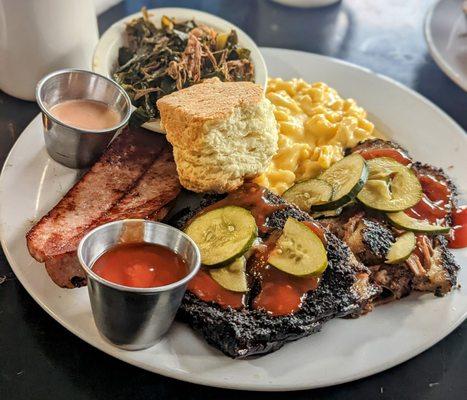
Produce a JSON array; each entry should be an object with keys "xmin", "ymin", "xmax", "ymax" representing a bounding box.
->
[{"xmin": 254, "ymin": 78, "xmax": 376, "ymax": 195}]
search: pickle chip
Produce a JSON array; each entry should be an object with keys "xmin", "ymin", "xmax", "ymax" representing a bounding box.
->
[
  {"xmin": 357, "ymin": 157, "xmax": 422, "ymax": 212},
  {"xmin": 185, "ymin": 206, "xmax": 257, "ymax": 266},
  {"xmin": 386, "ymin": 232, "xmax": 416, "ymax": 264},
  {"xmin": 210, "ymin": 257, "xmax": 248, "ymax": 292},
  {"xmin": 268, "ymin": 218, "xmax": 328, "ymax": 277}
]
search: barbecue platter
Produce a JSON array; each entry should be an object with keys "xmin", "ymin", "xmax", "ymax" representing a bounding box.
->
[{"xmin": 1, "ymin": 8, "xmax": 465, "ymax": 389}]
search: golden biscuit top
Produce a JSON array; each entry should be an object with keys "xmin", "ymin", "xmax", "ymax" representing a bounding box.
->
[{"xmin": 157, "ymin": 79, "xmax": 263, "ymax": 122}]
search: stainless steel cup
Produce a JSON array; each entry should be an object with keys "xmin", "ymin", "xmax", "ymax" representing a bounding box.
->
[
  {"xmin": 77, "ymin": 219, "xmax": 201, "ymax": 351},
  {"xmin": 36, "ymin": 69, "xmax": 132, "ymax": 169}
]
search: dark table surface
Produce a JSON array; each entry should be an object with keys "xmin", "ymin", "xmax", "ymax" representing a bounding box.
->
[{"xmin": 1, "ymin": 0, "xmax": 466, "ymax": 399}]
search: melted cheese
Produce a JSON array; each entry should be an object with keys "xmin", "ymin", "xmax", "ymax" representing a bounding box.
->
[{"xmin": 254, "ymin": 78, "xmax": 376, "ymax": 195}]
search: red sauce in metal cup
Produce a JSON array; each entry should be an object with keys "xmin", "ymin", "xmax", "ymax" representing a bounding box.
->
[{"xmin": 92, "ymin": 243, "xmax": 189, "ymax": 288}]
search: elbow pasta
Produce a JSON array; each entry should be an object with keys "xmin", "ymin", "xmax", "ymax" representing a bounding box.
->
[{"xmin": 254, "ymin": 78, "xmax": 376, "ymax": 194}]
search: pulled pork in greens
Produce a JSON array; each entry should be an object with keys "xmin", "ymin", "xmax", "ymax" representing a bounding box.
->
[{"xmin": 114, "ymin": 8, "xmax": 255, "ymax": 124}]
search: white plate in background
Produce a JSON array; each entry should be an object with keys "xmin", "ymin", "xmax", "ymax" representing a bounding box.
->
[
  {"xmin": 425, "ymin": 0, "xmax": 467, "ymax": 91},
  {"xmin": 1, "ymin": 48, "xmax": 466, "ymax": 391}
]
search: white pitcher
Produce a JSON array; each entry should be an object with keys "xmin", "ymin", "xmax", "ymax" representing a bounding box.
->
[{"xmin": 0, "ymin": 0, "xmax": 99, "ymax": 100}]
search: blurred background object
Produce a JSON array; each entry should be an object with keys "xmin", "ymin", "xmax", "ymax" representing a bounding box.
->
[
  {"xmin": 270, "ymin": 0, "xmax": 341, "ymax": 7},
  {"xmin": 0, "ymin": 0, "xmax": 98, "ymax": 101},
  {"xmin": 425, "ymin": 0, "xmax": 467, "ymax": 91}
]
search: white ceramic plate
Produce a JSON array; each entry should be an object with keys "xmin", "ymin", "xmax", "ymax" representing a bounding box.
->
[
  {"xmin": 1, "ymin": 48, "xmax": 466, "ymax": 391},
  {"xmin": 425, "ymin": 0, "xmax": 467, "ymax": 91},
  {"xmin": 92, "ymin": 7, "xmax": 268, "ymax": 133}
]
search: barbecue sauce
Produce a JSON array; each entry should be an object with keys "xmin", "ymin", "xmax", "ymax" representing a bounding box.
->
[
  {"xmin": 201, "ymin": 184, "xmax": 285, "ymax": 234},
  {"xmin": 187, "ymin": 184, "xmax": 325, "ymax": 313},
  {"xmin": 92, "ymin": 243, "xmax": 188, "ymax": 288},
  {"xmin": 449, "ymin": 206, "xmax": 467, "ymax": 249},
  {"xmin": 251, "ymin": 224, "xmax": 323, "ymax": 316},
  {"xmin": 187, "ymin": 269, "xmax": 245, "ymax": 309},
  {"xmin": 405, "ymin": 174, "xmax": 451, "ymax": 224},
  {"xmin": 357, "ymin": 147, "xmax": 412, "ymax": 166}
]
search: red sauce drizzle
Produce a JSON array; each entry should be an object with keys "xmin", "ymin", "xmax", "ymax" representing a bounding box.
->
[
  {"xmin": 302, "ymin": 220, "xmax": 327, "ymax": 244},
  {"xmin": 251, "ymin": 224, "xmax": 323, "ymax": 316},
  {"xmin": 449, "ymin": 206, "xmax": 467, "ymax": 249},
  {"xmin": 357, "ymin": 148, "xmax": 463, "ymax": 248},
  {"xmin": 187, "ymin": 269, "xmax": 245, "ymax": 309},
  {"xmin": 252, "ymin": 265, "xmax": 320, "ymax": 316},
  {"xmin": 405, "ymin": 174, "xmax": 451, "ymax": 224},
  {"xmin": 357, "ymin": 148, "xmax": 412, "ymax": 165},
  {"xmin": 92, "ymin": 243, "xmax": 188, "ymax": 288},
  {"xmin": 187, "ymin": 183, "xmax": 326, "ymax": 313},
  {"xmin": 201, "ymin": 183, "xmax": 285, "ymax": 234},
  {"xmin": 187, "ymin": 184, "xmax": 283, "ymax": 308}
]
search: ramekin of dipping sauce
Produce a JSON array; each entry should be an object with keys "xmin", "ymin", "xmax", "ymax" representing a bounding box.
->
[
  {"xmin": 77, "ymin": 219, "xmax": 201, "ymax": 350},
  {"xmin": 36, "ymin": 69, "xmax": 131, "ymax": 169}
]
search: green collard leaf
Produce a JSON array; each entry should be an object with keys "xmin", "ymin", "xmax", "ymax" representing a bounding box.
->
[{"xmin": 113, "ymin": 9, "xmax": 255, "ymax": 120}]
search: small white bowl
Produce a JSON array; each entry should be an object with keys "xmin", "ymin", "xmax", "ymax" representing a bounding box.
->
[{"xmin": 93, "ymin": 8, "xmax": 268, "ymax": 133}]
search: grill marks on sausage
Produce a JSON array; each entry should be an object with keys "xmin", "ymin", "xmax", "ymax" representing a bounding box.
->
[
  {"xmin": 27, "ymin": 127, "xmax": 181, "ymax": 288},
  {"xmin": 27, "ymin": 127, "xmax": 167, "ymax": 262}
]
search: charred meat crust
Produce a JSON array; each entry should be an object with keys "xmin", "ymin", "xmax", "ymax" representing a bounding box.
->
[
  {"xmin": 359, "ymin": 219, "xmax": 394, "ymax": 262},
  {"xmin": 343, "ymin": 216, "xmax": 394, "ymax": 265},
  {"xmin": 173, "ymin": 186, "xmax": 380, "ymax": 358},
  {"xmin": 320, "ymin": 138, "xmax": 460, "ymax": 303},
  {"xmin": 320, "ymin": 210, "xmax": 394, "ymax": 266},
  {"xmin": 434, "ymin": 235, "xmax": 460, "ymax": 291},
  {"xmin": 178, "ymin": 231, "xmax": 377, "ymax": 358},
  {"xmin": 411, "ymin": 162, "xmax": 458, "ymax": 199}
]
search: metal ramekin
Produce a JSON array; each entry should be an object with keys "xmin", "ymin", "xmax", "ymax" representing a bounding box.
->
[
  {"xmin": 36, "ymin": 69, "xmax": 132, "ymax": 169},
  {"xmin": 77, "ymin": 219, "xmax": 201, "ymax": 351}
]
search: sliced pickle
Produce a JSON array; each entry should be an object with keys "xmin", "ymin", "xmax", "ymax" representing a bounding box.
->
[
  {"xmin": 386, "ymin": 232, "xmax": 416, "ymax": 264},
  {"xmin": 313, "ymin": 153, "xmax": 368, "ymax": 211},
  {"xmin": 357, "ymin": 157, "xmax": 422, "ymax": 212},
  {"xmin": 209, "ymin": 257, "xmax": 248, "ymax": 292},
  {"xmin": 185, "ymin": 206, "xmax": 257, "ymax": 266},
  {"xmin": 386, "ymin": 211, "xmax": 451, "ymax": 234},
  {"xmin": 282, "ymin": 179, "xmax": 333, "ymax": 212},
  {"xmin": 268, "ymin": 217, "xmax": 328, "ymax": 277}
]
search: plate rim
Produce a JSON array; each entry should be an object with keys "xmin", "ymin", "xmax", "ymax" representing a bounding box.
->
[
  {"xmin": 424, "ymin": 0, "xmax": 467, "ymax": 92},
  {"xmin": 1, "ymin": 47, "xmax": 466, "ymax": 391}
]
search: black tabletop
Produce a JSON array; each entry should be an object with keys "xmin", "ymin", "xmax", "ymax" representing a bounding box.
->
[{"xmin": 1, "ymin": 1, "xmax": 466, "ymax": 399}]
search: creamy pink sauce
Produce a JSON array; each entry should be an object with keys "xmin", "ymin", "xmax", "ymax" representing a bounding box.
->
[{"xmin": 50, "ymin": 99, "xmax": 121, "ymax": 130}]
